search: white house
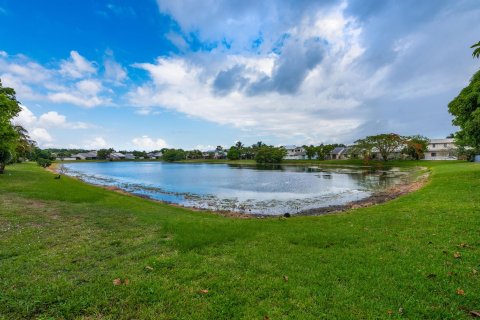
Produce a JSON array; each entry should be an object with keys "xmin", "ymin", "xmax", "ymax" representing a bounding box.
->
[
  {"xmin": 424, "ymin": 138, "xmax": 457, "ymax": 160},
  {"xmin": 283, "ymin": 145, "xmax": 307, "ymax": 160}
]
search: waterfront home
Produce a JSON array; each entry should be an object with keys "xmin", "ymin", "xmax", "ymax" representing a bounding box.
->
[
  {"xmin": 124, "ymin": 153, "xmax": 136, "ymax": 160},
  {"xmin": 147, "ymin": 152, "xmax": 163, "ymax": 159},
  {"xmin": 424, "ymin": 138, "xmax": 457, "ymax": 160},
  {"xmin": 109, "ymin": 152, "xmax": 126, "ymax": 160},
  {"xmin": 329, "ymin": 147, "xmax": 348, "ymax": 160},
  {"xmin": 283, "ymin": 145, "xmax": 307, "ymax": 160},
  {"xmin": 71, "ymin": 151, "xmax": 98, "ymax": 160}
]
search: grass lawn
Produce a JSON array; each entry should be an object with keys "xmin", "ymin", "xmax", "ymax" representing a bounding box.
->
[{"xmin": 0, "ymin": 161, "xmax": 479, "ymax": 319}]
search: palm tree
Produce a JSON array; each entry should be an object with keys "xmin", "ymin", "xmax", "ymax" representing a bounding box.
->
[
  {"xmin": 472, "ymin": 41, "xmax": 480, "ymax": 59},
  {"xmin": 14, "ymin": 125, "xmax": 35, "ymax": 160}
]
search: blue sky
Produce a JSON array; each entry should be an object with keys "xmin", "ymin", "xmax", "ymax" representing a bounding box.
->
[{"xmin": 1, "ymin": 0, "xmax": 479, "ymax": 150}]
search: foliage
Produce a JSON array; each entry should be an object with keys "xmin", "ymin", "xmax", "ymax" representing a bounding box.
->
[
  {"xmin": 456, "ymin": 146, "xmax": 476, "ymax": 161},
  {"xmin": 403, "ymin": 135, "xmax": 429, "ymax": 160},
  {"xmin": 227, "ymin": 147, "xmax": 241, "ymax": 160},
  {"xmin": 354, "ymin": 133, "xmax": 404, "ymax": 161},
  {"xmin": 186, "ymin": 149, "xmax": 203, "ymax": 159},
  {"xmin": 255, "ymin": 146, "xmax": 287, "ymax": 163},
  {"xmin": 472, "ymin": 41, "xmax": 480, "ymax": 59},
  {"xmin": 13, "ymin": 125, "xmax": 36, "ymax": 162},
  {"xmin": 36, "ymin": 157, "xmax": 52, "ymax": 168},
  {"xmin": 448, "ymin": 70, "xmax": 480, "ymax": 151},
  {"xmin": 303, "ymin": 145, "xmax": 317, "ymax": 160},
  {"xmin": 316, "ymin": 144, "xmax": 337, "ymax": 160},
  {"xmin": 97, "ymin": 148, "xmax": 114, "ymax": 160},
  {"xmin": 162, "ymin": 149, "xmax": 186, "ymax": 162},
  {"xmin": 0, "ymin": 79, "xmax": 22, "ymax": 173}
]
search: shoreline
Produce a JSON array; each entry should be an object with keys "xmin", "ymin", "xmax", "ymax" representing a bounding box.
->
[{"xmin": 50, "ymin": 163, "xmax": 429, "ymax": 218}]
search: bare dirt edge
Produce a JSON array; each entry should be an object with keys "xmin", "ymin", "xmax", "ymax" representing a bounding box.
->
[{"xmin": 48, "ymin": 163, "xmax": 430, "ymax": 219}]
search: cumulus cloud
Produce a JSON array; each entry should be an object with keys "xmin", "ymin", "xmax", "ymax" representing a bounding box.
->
[
  {"xmin": 104, "ymin": 59, "xmax": 127, "ymax": 84},
  {"xmin": 0, "ymin": 51, "xmax": 115, "ymax": 108},
  {"xmin": 132, "ymin": 135, "xmax": 168, "ymax": 150},
  {"xmin": 13, "ymin": 105, "xmax": 91, "ymax": 146},
  {"xmin": 123, "ymin": 0, "xmax": 479, "ymax": 143},
  {"xmin": 60, "ymin": 51, "xmax": 97, "ymax": 79},
  {"xmin": 84, "ymin": 137, "xmax": 108, "ymax": 149}
]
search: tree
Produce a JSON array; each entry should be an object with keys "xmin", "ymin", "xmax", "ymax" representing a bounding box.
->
[
  {"xmin": 162, "ymin": 149, "xmax": 186, "ymax": 162},
  {"xmin": 255, "ymin": 146, "xmax": 287, "ymax": 164},
  {"xmin": 303, "ymin": 145, "xmax": 317, "ymax": 160},
  {"xmin": 0, "ymin": 80, "xmax": 22, "ymax": 173},
  {"xmin": 97, "ymin": 148, "xmax": 114, "ymax": 160},
  {"xmin": 354, "ymin": 133, "xmax": 404, "ymax": 161},
  {"xmin": 14, "ymin": 125, "xmax": 36, "ymax": 161},
  {"xmin": 315, "ymin": 144, "xmax": 336, "ymax": 160},
  {"xmin": 448, "ymin": 69, "xmax": 480, "ymax": 151},
  {"xmin": 227, "ymin": 147, "xmax": 240, "ymax": 160},
  {"xmin": 403, "ymin": 135, "xmax": 429, "ymax": 160},
  {"xmin": 472, "ymin": 41, "xmax": 480, "ymax": 59}
]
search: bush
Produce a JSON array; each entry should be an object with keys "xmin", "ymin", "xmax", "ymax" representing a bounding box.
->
[
  {"xmin": 255, "ymin": 146, "xmax": 287, "ymax": 164},
  {"xmin": 36, "ymin": 158, "xmax": 52, "ymax": 168},
  {"xmin": 162, "ymin": 149, "xmax": 186, "ymax": 162}
]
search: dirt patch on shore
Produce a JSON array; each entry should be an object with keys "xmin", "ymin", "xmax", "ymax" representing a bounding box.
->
[{"xmin": 296, "ymin": 171, "xmax": 430, "ymax": 216}]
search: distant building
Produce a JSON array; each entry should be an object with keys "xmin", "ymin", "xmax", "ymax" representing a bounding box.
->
[
  {"xmin": 109, "ymin": 152, "xmax": 126, "ymax": 160},
  {"xmin": 424, "ymin": 138, "xmax": 457, "ymax": 160},
  {"xmin": 147, "ymin": 152, "xmax": 163, "ymax": 159},
  {"xmin": 283, "ymin": 145, "xmax": 307, "ymax": 160},
  {"xmin": 71, "ymin": 151, "xmax": 97, "ymax": 160},
  {"xmin": 124, "ymin": 153, "xmax": 136, "ymax": 160},
  {"xmin": 329, "ymin": 147, "xmax": 348, "ymax": 160}
]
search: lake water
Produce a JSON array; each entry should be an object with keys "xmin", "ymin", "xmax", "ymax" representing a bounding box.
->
[{"xmin": 62, "ymin": 162, "xmax": 409, "ymax": 215}]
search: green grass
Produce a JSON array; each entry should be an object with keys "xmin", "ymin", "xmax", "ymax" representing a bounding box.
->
[{"xmin": 0, "ymin": 161, "xmax": 479, "ymax": 319}]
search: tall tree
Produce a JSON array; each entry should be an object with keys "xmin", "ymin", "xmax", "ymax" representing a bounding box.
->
[
  {"xmin": 403, "ymin": 135, "xmax": 429, "ymax": 160},
  {"xmin": 0, "ymin": 80, "xmax": 22, "ymax": 173},
  {"xmin": 354, "ymin": 133, "xmax": 404, "ymax": 161},
  {"xmin": 448, "ymin": 70, "xmax": 480, "ymax": 151},
  {"xmin": 14, "ymin": 125, "xmax": 36, "ymax": 161}
]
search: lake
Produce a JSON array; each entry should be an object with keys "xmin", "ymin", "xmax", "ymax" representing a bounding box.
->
[{"xmin": 62, "ymin": 162, "xmax": 409, "ymax": 215}]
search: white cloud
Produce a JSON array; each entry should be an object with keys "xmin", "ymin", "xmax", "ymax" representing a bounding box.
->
[
  {"xmin": 84, "ymin": 137, "xmax": 107, "ymax": 149},
  {"xmin": 0, "ymin": 51, "xmax": 113, "ymax": 108},
  {"xmin": 132, "ymin": 135, "xmax": 168, "ymax": 150},
  {"xmin": 104, "ymin": 59, "xmax": 127, "ymax": 84},
  {"xmin": 194, "ymin": 144, "xmax": 215, "ymax": 151},
  {"xmin": 12, "ymin": 105, "xmax": 91, "ymax": 147},
  {"xmin": 30, "ymin": 128, "xmax": 53, "ymax": 143},
  {"xmin": 60, "ymin": 51, "xmax": 97, "ymax": 79}
]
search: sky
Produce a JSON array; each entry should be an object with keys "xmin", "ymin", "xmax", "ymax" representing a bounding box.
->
[{"xmin": 0, "ymin": 0, "xmax": 479, "ymax": 151}]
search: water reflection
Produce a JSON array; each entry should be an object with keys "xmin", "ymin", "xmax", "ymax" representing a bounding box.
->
[{"xmin": 63, "ymin": 162, "xmax": 410, "ymax": 215}]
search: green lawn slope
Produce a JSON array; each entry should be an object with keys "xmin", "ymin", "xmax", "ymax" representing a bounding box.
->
[{"xmin": 0, "ymin": 161, "xmax": 479, "ymax": 319}]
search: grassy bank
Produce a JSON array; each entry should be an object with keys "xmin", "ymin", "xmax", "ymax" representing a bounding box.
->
[{"xmin": 0, "ymin": 161, "xmax": 479, "ymax": 319}]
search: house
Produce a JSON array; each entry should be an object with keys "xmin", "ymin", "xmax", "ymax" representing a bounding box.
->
[
  {"xmin": 147, "ymin": 152, "xmax": 163, "ymax": 159},
  {"xmin": 283, "ymin": 145, "xmax": 307, "ymax": 160},
  {"xmin": 109, "ymin": 152, "xmax": 126, "ymax": 160},
  {"xmin": 424, "ymin": 138, "xmax": 457, "ymax": 160},
  {"xmin": 329, "ymin": 147, "xmax": 348, "ymax": 160},
  {"xmin": 124, "ymin": 153, "xmax": 136, "ymax": 160},
  {"xmin": 71, "ymin": 151, "xmax": 98, "ymax": 160}
]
